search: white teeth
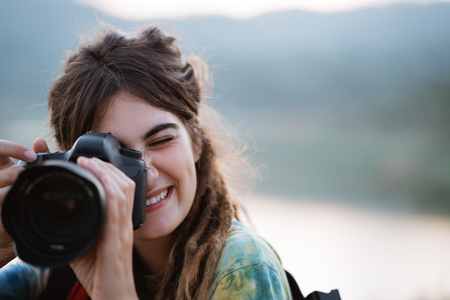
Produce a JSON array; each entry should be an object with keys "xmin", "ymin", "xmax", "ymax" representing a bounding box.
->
[{"xmin": 146, "ymin": 188, "xmax": 170, "ymax": 207}]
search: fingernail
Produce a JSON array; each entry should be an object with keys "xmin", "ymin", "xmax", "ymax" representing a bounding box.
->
[
  {"xmin": 24, "ymin": 150, "xmax": 37, "ymax": 162},
  {"xmin": 89, "ymin": 158, "xmax": 100, "ymax": 171},
  {"xmin": 77, "ymin": 157, "xmax": 87, "ymax": 164}
]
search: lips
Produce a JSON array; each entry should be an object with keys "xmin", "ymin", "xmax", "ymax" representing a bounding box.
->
[{"xmin": 146, "ymin": 187, "xmax": 170, "ymax": 207}]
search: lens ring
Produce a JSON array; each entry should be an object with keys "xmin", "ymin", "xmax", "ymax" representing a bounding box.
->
[
  {"xmin": 9, "ymin": 162, "xmax": 105, "ymax": 265},
  {"xmin": 25, "ymin": 171, "xmax": 97, "ymax": 245}
]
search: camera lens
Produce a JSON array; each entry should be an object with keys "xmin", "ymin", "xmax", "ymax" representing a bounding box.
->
[
  {"xmin": 43, "ymin": 190, "xmax": 84, "ymax": 228},
  {"xmin": 25, "ymin": 170, "xmax": 98, "ymax": 245},
  {"xmin": 1, "ymin": 161, "xmax": 106, "ymax": 266}
]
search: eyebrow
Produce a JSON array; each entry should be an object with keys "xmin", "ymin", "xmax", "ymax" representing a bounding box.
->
[{"xmin": 142, "ymin": 123, "xmax": 180, "ymax": 140}]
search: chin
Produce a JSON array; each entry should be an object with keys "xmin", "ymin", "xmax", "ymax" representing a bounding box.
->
[{"xmin": 134, "ymin": 217, "xmax": 179, "ymax": 241}]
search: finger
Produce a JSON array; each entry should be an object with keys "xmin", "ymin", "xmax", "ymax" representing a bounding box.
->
[
  {"xmin": 96, "ymin": 171, "xmax": 131, "ymax": 238},
  {"xmin": 98, "ymin": 161, "xmax": 136, "ymax": 219},
  {"xmin": 77, "ymin": 157, "xmax": 126, "ymax": 201},
  {"xmin": 0, "ymin": 140, "xmax": 36, "ymax": 165},
  {"xmin": 0, "ymin": 186, "xmax": 11, "ymax": 205},
  {"xmin": 77, "ymin": 157, "xmax": 135, "ymax": 217},
  {"xmin": 78, "ymin": 157, "xmax": 134, "ymax": 196},
  {"xmin": 0, "ymin": 165, "xmax": 24, "ymax": 188},
  {"xmin": 32, "ymin": 138, "xmax": 50, "ymax": 153},
  {"xmin": 101, "ymin": 176, "xmax": 123, "ymax": 221},
  {"xmin": 77, "ymin": 157, "xmax": 114, "ymax": 183},
  {"xmin": 93, "ymin": 158, "xmax": 135, "ymax": 190},
  {"xmin": 80, "ymin": 158, "xmax": 135, "ymax": 230},
  {"xmin": 100, "ymin": 176, "xmax": 134, "ymax": 252},
  {"xmin": 92, "ymin": 159, "xmax": 135, "ymax": 209}
]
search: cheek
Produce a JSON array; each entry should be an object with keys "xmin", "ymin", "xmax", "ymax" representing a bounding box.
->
[{"xmin": 153, "ymin": 144, "xmax": 198, "ymax": 190}]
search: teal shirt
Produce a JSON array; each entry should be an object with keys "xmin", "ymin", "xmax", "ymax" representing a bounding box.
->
[
  {"xmin": 0, "ymin": 258, "xmax": 49, "ymax": 299},
  {"xmin": 206, "ymin": 219, "xmax": 292, "ymax": 299},
  {"xmin": 0, "ymin": 219, "xmax": 292, "ymax": 299}
]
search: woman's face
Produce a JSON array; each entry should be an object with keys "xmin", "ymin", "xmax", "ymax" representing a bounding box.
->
[{"xmin": 92, "ymin": 91, "xmax": 200, "ymax": 241}]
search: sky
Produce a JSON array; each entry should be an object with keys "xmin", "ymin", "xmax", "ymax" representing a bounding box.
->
[{"xmin": 74, "ymin": 0, "xmax": 449, "ymax": 20}]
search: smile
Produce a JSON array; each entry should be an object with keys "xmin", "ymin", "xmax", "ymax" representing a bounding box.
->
[{"xmin": 146, "ymin": 188, "xmax": 169, "ymax": 206}]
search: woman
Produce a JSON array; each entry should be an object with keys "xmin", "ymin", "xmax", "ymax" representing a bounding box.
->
[{"xmin": 0, "ymin": 26, "xmax": 293, "ymax": 299}]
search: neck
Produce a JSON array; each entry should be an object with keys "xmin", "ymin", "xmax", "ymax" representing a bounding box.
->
[{"xmin": 133, "ymin": 233, "xmax": 174, "ymax": 275}]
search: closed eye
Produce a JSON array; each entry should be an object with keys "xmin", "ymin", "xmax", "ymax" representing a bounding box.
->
[{"xmin": 148, "ymin": 137, "xmax": 174, "ymax": 147}]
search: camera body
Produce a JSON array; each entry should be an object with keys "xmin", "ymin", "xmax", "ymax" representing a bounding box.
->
[
  {"xmin": 2, "ymin": 131, "xmax": 147, "ymax": 266},
  {"xmin": 16, "ymin": 131, "xmax": 148, "ymax": 229}
]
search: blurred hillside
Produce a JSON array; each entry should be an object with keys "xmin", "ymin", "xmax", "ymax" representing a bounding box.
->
[{"xmin": 1, "ymin": 0, "xmax": 450, "ymax": 214}]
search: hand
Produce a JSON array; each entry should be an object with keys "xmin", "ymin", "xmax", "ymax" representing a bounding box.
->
[
  {"xmin": 70, "ymin": 157, "xmax": 138, "ymax": 300},
  {"xmin": 0, "ymin": 138, "xmax": 49, "ymax": 267}
]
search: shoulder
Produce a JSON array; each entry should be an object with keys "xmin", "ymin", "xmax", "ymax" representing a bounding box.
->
[
  {"xmin": 0, "ymin": 258, "xmax": 50, "ymax": 300},
  {"xmin": 207, "ymin": 219, "xmax": 292, "ymax": 300},
  {"xmin": 214, "ymin": 219, "xmax": 283, "ymax": 273}
]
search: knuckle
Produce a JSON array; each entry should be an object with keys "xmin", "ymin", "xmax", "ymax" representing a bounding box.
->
[
  {"xmin": 0, "ymin": 186, "xmax": 11, "ymax": 203},
  {"xmin": 108, "ymin": 209, "xmax": 119, "ymax": 224},
  {"xmin": 123, "ymin": 232, "xmax": 133, "ymax": 244},
  {"xmin": 10, "ymin": 165, "xmax": 23, "ymax": 175},
  {"xmin": 125, "ymin": 181, "xmax": 135, "ymax": 195},
  {"xmin": 0, "ymin": 159, "xmax": 14, "ymax": 170},
  {"xmin": 100, "ymin": 174, "xmax": 109, "ymax": 183},
  {"xmin": 0, "ymin": 166, "xmax": 22, "ymax": 187},
  {"xmin": 118, "ymin": 190, "xmax": 126, "ymax": 200},
  {"xmin": 127, "ymin": 179, "xmax": 136, "ymax": 189},
  {"xmin": 119, "ymin": 177, "xmax": 134, "ymax": 190}
]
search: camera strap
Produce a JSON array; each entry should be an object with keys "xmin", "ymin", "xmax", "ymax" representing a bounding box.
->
[
  {"xmin": 285, "ymin": 270, "xmax": 342, "ymax": 300},
  {"xmin": 285, "ymin": 270, "xmax": 305, "ymax": 299},
  {"xmin": 39, "ymin": 266, "xmax": 340, "ymax": 299},
  {"xmin": 37, "ymin": 264, "xmax": 89, "ymax": 300}
]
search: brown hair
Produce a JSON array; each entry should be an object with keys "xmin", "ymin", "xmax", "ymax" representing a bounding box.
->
[{"xmin": 48, "ymin": 25, "xmax": 253, "ymax": 299}]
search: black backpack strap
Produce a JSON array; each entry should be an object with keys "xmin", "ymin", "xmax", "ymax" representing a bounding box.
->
[
  {"xmin": 285, "ymin": 270, "xmax": 342, "ymax": 300},
  {"xmin": 285, "ymin": 270, "xmax": 305, "ymax": 299},
  {"xmin": 38, "ymin": 264, "xmax": 78, "ymax": 300},
  {"xmin": 305, "ymin": 290, "xmax": 341, "ymax": 300}
]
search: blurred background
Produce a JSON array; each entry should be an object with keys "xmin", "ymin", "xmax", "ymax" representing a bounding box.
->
[{"xmin": 1, "ymin": 0, "xmax": 450, "ymax": 299}]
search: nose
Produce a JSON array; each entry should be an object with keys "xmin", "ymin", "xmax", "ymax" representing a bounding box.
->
[
  {"xmin": 146, "ymin": 163, "xmax": 159, "ymax": 187},
  {"xmin": 143, "ymin": 153, "xmax": 159, "ymax": 187}
]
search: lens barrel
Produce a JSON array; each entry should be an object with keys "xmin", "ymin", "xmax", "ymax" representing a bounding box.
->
[{"xmin": 2, "ymin": 160, "xmax": 105, "ymax": 267}]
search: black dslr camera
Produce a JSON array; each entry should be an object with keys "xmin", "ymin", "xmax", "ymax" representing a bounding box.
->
[{"xmin": 2, "ymin": 132, "xmax": 147, "ymax": 267}]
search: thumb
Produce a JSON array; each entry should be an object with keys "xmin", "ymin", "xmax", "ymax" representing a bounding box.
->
[{"xmin": 32, "ymin": 138, "xmax": 50, "ymax": 153}]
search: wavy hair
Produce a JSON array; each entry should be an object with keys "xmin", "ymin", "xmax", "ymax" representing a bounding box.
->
[{"xmin": 48, "ymin": 25, "xmax": 254, "ymax": 299}]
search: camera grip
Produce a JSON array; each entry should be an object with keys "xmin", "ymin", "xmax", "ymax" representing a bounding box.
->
[{"xmin": 129, "ymin": 167, "xmax": 147, "ymax": 230}]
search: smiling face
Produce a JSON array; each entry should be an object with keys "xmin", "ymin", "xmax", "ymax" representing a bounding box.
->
[{"xmin": 92, "ymin": 91, "xmax": 200, "ymax": 242}]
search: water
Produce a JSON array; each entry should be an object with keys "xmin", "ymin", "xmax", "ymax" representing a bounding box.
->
[
  {"xmin": 4, "ymin": 118, "xmax": 450, "ymax": 299},
  {"xmin": 243, "ymin": 195, "xmax": 450, "ymax": 300}
]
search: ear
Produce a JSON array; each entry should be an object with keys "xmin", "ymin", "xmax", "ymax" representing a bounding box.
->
[{"xmin": 192, "ymin": 118, "xmax": 203, "ymax": 163}]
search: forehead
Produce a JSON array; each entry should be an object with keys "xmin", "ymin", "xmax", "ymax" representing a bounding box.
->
[
  {"xmin": 94, "ymin": 91, "xmax": 179, "ymax": 129},
  {"xmin": 91, "ymin": 91, "xmax": 184, "ymax": 148}
]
